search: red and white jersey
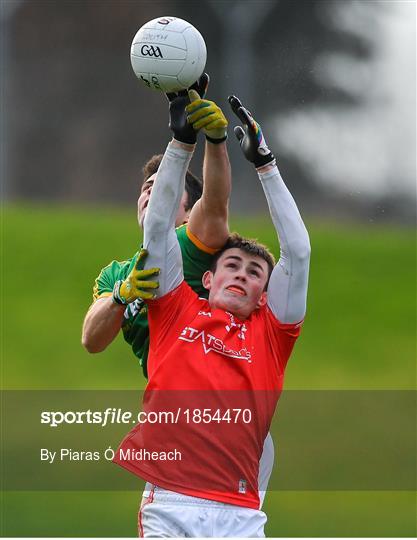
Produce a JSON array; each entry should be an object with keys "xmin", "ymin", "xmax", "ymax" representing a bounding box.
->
[
  {"xmin": 115, "ymin": 282, "xmax": 300, "ymax": 508},
  {"xmin": 114, "ymin": 145, "xmax": 310, "ymax": 509},
  {"xmin": 114, "ymin": 282, "xmax": 302, "ymax": 509}
]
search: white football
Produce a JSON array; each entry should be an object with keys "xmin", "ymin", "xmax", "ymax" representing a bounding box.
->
[{"xmin": 130, "ymin": 17, "xmax": 207, "ymax": 93}]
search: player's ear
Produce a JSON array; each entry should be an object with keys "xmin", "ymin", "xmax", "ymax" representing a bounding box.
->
[
  {"xmin": 256, "ymin": 291, "xmax": 267, "ymax": 309},
  {"xmin": 202, "ymin": 270, "xmax": 213, "ymax": 290},
  {"xmin": 183, "ymin": 208, "xmax": 191, "ymax": 224}
]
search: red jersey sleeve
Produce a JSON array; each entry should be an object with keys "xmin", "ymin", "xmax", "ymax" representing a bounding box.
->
[{"xmin": 263, "ymin": 305, "xmax": 303, "ymax": 372}]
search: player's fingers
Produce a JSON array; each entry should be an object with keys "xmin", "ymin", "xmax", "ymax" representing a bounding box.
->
[
  {"xmin": 144, "ymin": 267, "xmax": 160, "ymax": 276},
  {"xmin": 186, "ymin": 98, "xmax": 210, "ymax": 114},
  {"xmin": 228, "ymin": 94, "xmax": 243, "ymax": 114},
  {"xmin": 189, "ymin": 72, "xmax": 209, "ymax": 98},
  {"xmin": 136, "ymin": 280, "xmax": 159, "ymax": 289},
  {"xmin": 236, "ymin": 106, "xmax": 253, "ymax": 127},
  {"xmin": 200, "ymin": 118, "xmax": 228, "ymax": 131},
  {"xmin": 136, "ymin": 268, "xmax": 160, "ymax": 278},
  {"xmin": 191, "ymin": 112, "xmax": 217, "ymax": 130},
  {"xmin": 198, "ymin": 72, "xmax": 209, "ymax": 98},
  {"xmin": 187, "ymin": 104, "xmax": 213, "ymax": 124},
  {"xmin": 136, "ymin": 289, "xmax": 157, "ymax": 300},
  {"xmin": 234, "ymin": 126, "xmax": 245, "ymax": 142},
  {"xmin": 135, "ymin": 249, "xmax": 148, "ymax": 267},
  {"xmin": 187, "ymin": 89, "xmax": 201, "ymax": 103}
]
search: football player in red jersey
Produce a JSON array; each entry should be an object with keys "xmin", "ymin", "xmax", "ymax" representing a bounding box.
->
[
  {"xmin": 114, "ymin": 94, "xmax": 311, "ymax": 537},
  {"xmin": 83, "ymin": 75, "xmax": 275, "ymax": 523}
]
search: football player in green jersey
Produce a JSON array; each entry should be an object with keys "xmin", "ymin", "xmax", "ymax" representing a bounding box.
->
[{"xmin": 82, "ymin": 74, "xmax": 231, "ymax": 378}]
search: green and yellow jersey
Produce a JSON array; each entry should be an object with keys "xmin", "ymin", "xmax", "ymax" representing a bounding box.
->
[{"xmin": 93, "ymin": 224, "xmax": 216, "ymax": 378}]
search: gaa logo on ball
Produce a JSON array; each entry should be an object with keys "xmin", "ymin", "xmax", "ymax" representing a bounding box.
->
[
  {"xmin": 130, "ymin": 17, "xmax": 207, "ymax": 93},
  {"xmin": 140, "ymin": 45, "xmax": 163, "ymax": 58}
]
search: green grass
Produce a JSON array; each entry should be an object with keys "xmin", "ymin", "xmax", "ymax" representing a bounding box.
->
[
  {"xmin": 1, "ymin": 204, "xmax": 416, "ymax": 537},
  {"xmin": 2, "ymin": 204, "xmax": 415, "ymax": 390},
  {"xmin": 2, "ymin": 491, "xmax": 415, "ymax": 537}
]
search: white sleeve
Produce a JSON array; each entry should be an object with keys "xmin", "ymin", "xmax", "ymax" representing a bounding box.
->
[
  {"xmin": 143, "ymin": 141, "xmax": 194, "ymax": 297},
  {"xmin": 258, "ymin": 163, "xmax": 311, "ymax": 324}
]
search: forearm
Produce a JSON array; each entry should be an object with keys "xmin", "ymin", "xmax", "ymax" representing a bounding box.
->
[
  {"xmin": 187, "ymin": 140, "xmax": 231, "ymax": 248},
  {"xmin": 82, "ymin": 297, "xmax": 125, "ymax": 353},
  {"xmin": 202, "ymin": 140, "xmax": 231, "ymax": 217},
  {"xmin": 259, "ymin": 162, "xmax": 311, "ymax": 323},
  {"xmin": 143, "ymin": 139, "xmax": 194, "ymax": 296}
]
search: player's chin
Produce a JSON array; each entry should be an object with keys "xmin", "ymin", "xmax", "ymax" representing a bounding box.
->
[{"xmin": 221, "ymin": 293, "xmax": 247, "ymax": 313}]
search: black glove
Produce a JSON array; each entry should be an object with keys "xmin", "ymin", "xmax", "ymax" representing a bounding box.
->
[
  {"xmin": 228, "ymin": 95, "xmax": 275, "ymax": 168},
  {"xmin": 166, "ymin": 73, "xmax": 209, "ymax": 144}
]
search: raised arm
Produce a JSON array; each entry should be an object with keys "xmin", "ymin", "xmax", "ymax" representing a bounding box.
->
[
  {"xmin": 82, "ymin": 80, "xmax": 205, "ymax": 352},
  {"xmin": 141, "ymin": 85, "xmax": 204, "ymax": 297},
  {"xmin": 142, "ymin": 139, "xmax": 194, "ymax": 297},
  {"xmin": 229, "ymin": 96, "xmax": 310, "ymax": 324},
  {"xmin": 186, "ymin": 89, "xmax": 231, "ymax": 249},
  {"xmin": 257, "ymin": 162, "xmax": 310, "ymax": 323}
]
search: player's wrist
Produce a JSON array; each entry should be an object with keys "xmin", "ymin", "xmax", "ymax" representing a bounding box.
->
[
  {"xmin": 171, "ymin": 138, "xmax": 196, "ymax": 152},
  {"xmin": 205, "ymin": 134, "xmax": 227, "ymax": 144},
  {"xmin": 256, "ymin": 158, "xmax": 276, "ymax": 173},
  {"xmin": 173, "ymin": 132, "xmax": 197, "ymax": 145},
  {"xmin": 254, "ymin": 153, "xmax": 275, "ymax": 169},
  {"xmin": 112, "ymin": 280, "xmax": 129, "ymax": 305}
]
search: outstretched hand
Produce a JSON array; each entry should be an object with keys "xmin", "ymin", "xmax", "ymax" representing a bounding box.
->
[
  {"xmin": 166, "ymin": 73, "xmax": 209, "ymax": 144},
  {"xmin": 112, "ymin": 249, "xmax": 160, "ymax": 304},
  {"xmin": 228, "ymin": 95, "xmax": 274, "ymax": 168},
  {"xmin": 186, "ymin": 90, "xmax": 228, "ymax": 143}
]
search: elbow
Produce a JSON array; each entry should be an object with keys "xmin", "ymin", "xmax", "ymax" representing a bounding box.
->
[
  {"xmin": 81, "ymin": 333, "xmax": 106, "ymax": 354},
  {"xmin": 143, "ymin": 212, "xmax": 169, "ymax": 236},
  {"xmin": 294, "ymin": 236, "xmax": 311, "ymax": 263}
]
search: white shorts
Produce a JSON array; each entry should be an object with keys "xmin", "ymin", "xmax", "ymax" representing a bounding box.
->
[
  {"xmin": 138, "ymin": 484, "xmax": 267, "ymax": 538},
  {"xmin": 258, "ymin": 432, "xmax": 274, "ymax": 508}
]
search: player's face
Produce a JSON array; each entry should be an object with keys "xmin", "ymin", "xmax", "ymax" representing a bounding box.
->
[
  {"xmin": 137, "ymin": 173, "xmax": 190, "ymax": 228},
  {"xmin": 202, "ymin": 248, "xmax": 269, "ymax": 320}
]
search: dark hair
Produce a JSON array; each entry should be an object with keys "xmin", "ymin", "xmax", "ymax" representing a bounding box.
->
[
  {"xmin": 142, "ymin": 154, "xmax": 203, "ymax": 211},
  {"xmin": 210, "ymin": 232, "xmax": 276, "ymax": 287}
]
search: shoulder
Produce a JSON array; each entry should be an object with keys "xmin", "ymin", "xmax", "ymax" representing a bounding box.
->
[
  {"xmin": 253, "ymin": 305, "xmax": 304, "ymax": 337},
  {"xmin": 101, "ymin": 256, "xmax": 135, "ymax": 274},
  {"xmin": 98, "ymin": 254, "xmax": 137, "ymax": 279},
  {"xmin": 176, "ymin": 224, "xmax": 218, "ymax": 256},
  {"xmin": 249, "ymin": 306, "xmax": 303, "ymax": 373},
  {"xmin": 93, "ymin": 253, "xmax": 137, "ymax": 300}
]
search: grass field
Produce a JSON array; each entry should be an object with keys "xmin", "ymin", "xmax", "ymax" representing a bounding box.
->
[{"xmin": 1, "ymin": 204, "xmax": 416, "ymax": 537}]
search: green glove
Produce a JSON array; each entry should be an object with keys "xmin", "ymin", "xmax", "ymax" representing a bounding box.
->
[
  {"xmin": 228, "ymin": 95, "xmax": 275, "ymax": 168},
  {"xmin": 186, "ymin": 91, "xmax": 228, "ymax": 143},
  {"xmin": 112, "ymin": 249, "xmax": 159, "ymax": 304}
]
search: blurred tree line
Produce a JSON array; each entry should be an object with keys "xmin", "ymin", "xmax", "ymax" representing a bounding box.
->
[{"xmin": 4, "ymin": 0, "xmax": 415, "ymax": 222}]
